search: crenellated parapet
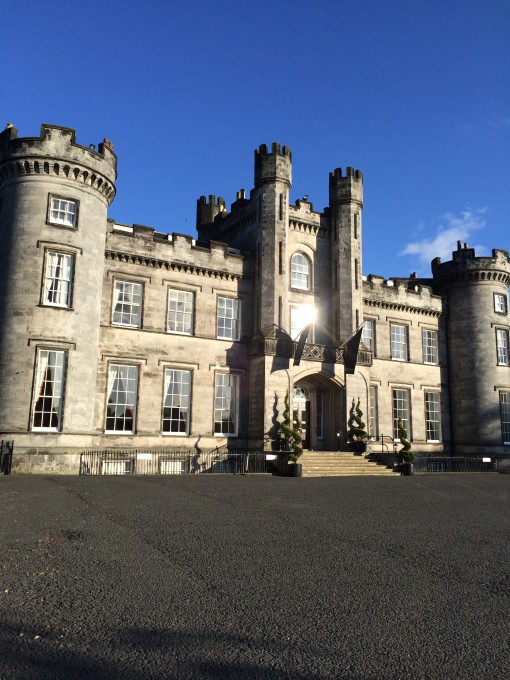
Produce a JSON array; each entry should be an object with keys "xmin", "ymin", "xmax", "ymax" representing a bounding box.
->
[
  {"xmin": 196, "ymin": 194, "xmax": 228, "ymax": 227},
  {"xmin": 328, "ymin": 167, "xmax": 363, "ymax": 207},
  {"xmin": 0, "ymin": 124, "xmax": 117, "ymax": 204},
  {"xmin": 254, "ymin": 142, "xmax": 292, "ymax": 188},
  {"xmin": 363, "ymin": 274, "xmax": 442, "ymax": 316},
  {"xmin": 107, "ymin": 221, "xmax": 250, "ymax": 281},
  {"xmin": 432, "ymin": 243, "xmax": 510, "ymax": 288}
]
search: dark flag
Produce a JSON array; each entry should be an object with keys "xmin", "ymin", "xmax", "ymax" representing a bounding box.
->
[
  {"xmin": 342, "ymin": 324, "xmax": 364, "ymax": 375},
  {"xmin": 293, "ymin": 324, "xmax": 311, "ymax": 366}
]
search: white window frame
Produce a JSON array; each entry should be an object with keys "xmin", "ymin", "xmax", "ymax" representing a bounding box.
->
[
  {"xmin": 496, "ymin": 328, "xmax": 509, "ymax": 366},
  {"xmin": 316, "ymin": 390, "xmax": 324, "ymax": 440},
  {"xmin": 162, "ymin": 368, "xmax": 191, "ymax": 435},
  {"xmin": 369, "ymin": 385, "xmax": 379, "ymax": 440},
  {"xmin": 48, "ymin": 196, "xmax": 78, "ymax": 228},
  {"xmin": 112, "ymin": 280, "xmax": 143, "ymax": 328},
  {"xmin": 425, "ymin": 391, "xmax": 442, "ymax": 442},
  {"xmin": 31, "ymin": 349, "xmax": 66, "ymax": 432},
  {"xmin": 390, "ymin": 324, "xmax": 408, "ymax": 361},
  {"xmin": 392, "ymin": 388, "xmax": 411, "ymax": 441},
  {"xmin": 500, "ymin": 392, "xmax": 510, "ymax": 444},
  {"xmin": 42, "ymin": 251, "xmax": 73, "ymax": 308},
  {"xmin": 217, "ymin": 297, "xmax": 240, "ymax": 341},
  {"xmin": 167, "ymin": 289, "xmax": 194, "ymax": 335},
  {"xmin": 422, "ymin": 329, "xmax": 438, "ymax": 365},
  {"xmin": 104, "ymin": 364, "xmax": 139, "ymax": 434},
  {"xmin": 494, "ymin": 293, "xmax": 508, "ymax": 315},
  {"xmin": 290, "ymin": 252, "xmax": 311, "ymax": 290},
  {"xmin": 362, "ymin": 319, "xmax": 375, "ymax": 352},
  {"xmin": 214, "ymin": 372, "xmax": 239, "ymax": 436}
]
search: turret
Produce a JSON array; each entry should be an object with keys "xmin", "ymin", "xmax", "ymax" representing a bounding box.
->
[
  {"xmin": 196, "ymin": 194, "xmax": 227, "ymax": 229},
  {"xmin": 252, "ymin": 143, "xmax": 293, "ymax": 333},
  {"xmin": 0, "ymin": 124, "xmax": 116, "ymax": 447},
  {"xmin": 432, "ymin": 243, "xmax": 510, "ymax": 454},
  {"xmin": 328, "ymin": 167, "xmax": 364, "ymax": 343},
  {"xmin": 254, "ymin": 143, "xmax": 292, "ymax": 188}
]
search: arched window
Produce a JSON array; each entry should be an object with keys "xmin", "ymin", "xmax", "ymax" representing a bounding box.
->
[{"xmin": 290, "ymin": 252, "xmax": 311, "ymax": 290}]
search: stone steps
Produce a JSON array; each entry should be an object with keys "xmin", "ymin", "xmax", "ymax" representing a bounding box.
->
[{"xmin": 299, "ymin": 451, "xmax": 396, "ymax": 477}]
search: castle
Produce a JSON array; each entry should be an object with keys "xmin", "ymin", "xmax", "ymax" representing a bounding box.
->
[{"xmin": 0, "ymin": 123, "xmax": 509, "ymax": 473}]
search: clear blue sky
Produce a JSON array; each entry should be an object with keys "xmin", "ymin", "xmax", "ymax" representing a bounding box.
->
[{"xmin": 3, "ymin": 0, "xmax": 508, "ymax": 278}]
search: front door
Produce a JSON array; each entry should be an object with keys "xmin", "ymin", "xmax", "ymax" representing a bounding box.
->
[{"xmin": 293, "ymin": 387, "xmax": 311, "ymax": 450}]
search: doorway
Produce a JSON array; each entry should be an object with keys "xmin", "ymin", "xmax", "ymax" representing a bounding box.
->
[{"xmin": 292, "ymin": 377, "xmax": 342, "ymax": 451}]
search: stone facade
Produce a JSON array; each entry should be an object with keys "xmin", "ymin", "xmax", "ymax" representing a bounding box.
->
[{"xmin": 0, "ymin": 124, "xmax": 509, "ymax": 473}]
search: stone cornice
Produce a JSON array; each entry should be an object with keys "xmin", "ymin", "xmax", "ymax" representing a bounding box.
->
[
  {"xmin": 0, "ymin": 156, "xmax": 116, "ymax": 204},
  {"xmin": 105, "ymin": 250, "xmax": 244, "ymax": 281},
  {"xmin": 364, "ymin": 298, "xmax": 442, "ymax": 317},
  {"xmin": 433, "ymin": 268, "xmax": 510, "ymax": 287}
]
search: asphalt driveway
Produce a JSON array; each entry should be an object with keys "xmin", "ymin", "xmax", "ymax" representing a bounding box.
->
[{"xmin": 0, "ymin": 474, "xmax": 508, "ymax": 679}]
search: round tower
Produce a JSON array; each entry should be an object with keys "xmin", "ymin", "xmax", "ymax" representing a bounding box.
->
[
  {"xmin": 0, "ymin": 124, "xmax": 116, "ymax": 456},
  {"xmin": 328, "ymin": 167, "xmax": 363, "ymax": 343},
  {"xmin": 432, "ymin": 244, "xmax": 510, "ymax": 455}
]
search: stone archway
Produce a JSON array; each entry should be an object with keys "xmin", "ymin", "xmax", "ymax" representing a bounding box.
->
[{"xmin": 293, "ymin": 372, "xmax": 344, "ymax": 451}]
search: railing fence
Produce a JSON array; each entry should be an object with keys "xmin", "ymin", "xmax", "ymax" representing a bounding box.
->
[
  {"xmin": 80, "ymin": 448, "xmax": 284, "ymax": 476},
  {"xmin": 0, "ymin": 440, "xmax": 13, "ymax": 475}
]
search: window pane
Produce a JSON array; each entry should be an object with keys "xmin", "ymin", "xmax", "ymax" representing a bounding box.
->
[
  {"xmin": 495, "ymin": 294, "xmax": 507, "ymax": 314},
  {"xmin": 162, "ymin": 369, "xmax": 191, "ymax": 434},
  {"xmin": 105, "ymin": 364, "xmax": 138, "ymax": 433},
  {"xmin": 290, "ymin": 305, "xmax": 315, "ymax": 341},
  {"xmin": 290, "ymin": 253, "xmax": 310, "ymax": 290},
  {"xmin": 167, "ymin": 289, "xmax": 194, "ymax": 334},
  {"xmin": 50, "ymin": 198, "xmax": 77, "ymax": 227},
  {"xmin": 393, "ymin": 388, "xmax": 410, "ymax": 440},
  {"xmin": 496, "ymin": 329, "xmax": 509, "ymax": 365},
  {"xmin": 217, "ymin": 297, "xmax": 240, "ymax": 340},
  {"xmin": 214, "ymin": 373, "xmax": 239, "ymax": 435},
  {"xmin": 391, "ymin": 324, "xmax": 407, "ymax": 361},
  {"xmin": 32, "ymin": 350, "xmax": 65, "ymax": 431},
  {"xmin": 500, "ymin": 393, "xmax": 510, "ymax": 444},
  {"xmin": 425, "ymin": 392, "xmax": 441, "ymax": 442},
  {"xmin": 362, "ymin": 319, "xmax": 375, "ymax": 352},
  {"xmin": 43, "ymin": 251, "xmax": 73, "ymax": 307},
  {"xmin": 316, "ymin": 390, "xmax": 323, "ymax": 440},
  {"xmin": 369, "ymin": 385, "xmax": 378, "ymax": 439},
  {"xmin": 112, "ymin": 281, "xmax": 142, "ymax": 327},
  {"xmin": 422, "ymin": 329, "xmax": 438, "ymax": 364}
]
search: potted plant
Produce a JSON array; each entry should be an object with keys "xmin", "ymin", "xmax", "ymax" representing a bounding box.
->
[
  {"xmin": 398, "ymin": 418, "xmax": 416, "ymax": 475},
  {"xmin": 351, "ymin": 399, "xmax": 368, "ymax": 454},
  {"xmin": 280, "ymin": 390, "xmax": 303, "ymax": 476}
]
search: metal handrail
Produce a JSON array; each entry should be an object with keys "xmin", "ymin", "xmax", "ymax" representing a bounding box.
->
[{"xmin": 373, "ymin": 434, "xmax": 397, "ymax": 455}]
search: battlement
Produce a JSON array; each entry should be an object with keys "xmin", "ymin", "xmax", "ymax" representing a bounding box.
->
[
  {"xmin": 196, "ymin": 194, "xmax": 228, "ymax": 227},
  {"xmin": 432, "ymin": 242, "xmax": 510, "ymax": 287},
  {"xmin": 328, "ymin": 167, "xmax": 363, "ymax": 206},
  {"xmin": 329, "ymin": 167, "xmax": 363, "ymax": 181},
  {"xmin": 0, "ymin": 124, "xmax": 117, "ymax": 202},
  {"xmin": 254, "ymin": 142, "xmax": 292, "ymax": 188},
  {"xmin": 363, "ymin": 274, "xmax": 442, "ymax": 314},
  {"xmin": 107, "ymin": 220, "xmax": 249, "ymax": 280},
  {"xmin": 255, "ymin": 142, "xmax": 292, "ymax": 158}
]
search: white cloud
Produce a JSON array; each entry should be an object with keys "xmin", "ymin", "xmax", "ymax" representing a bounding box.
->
[{"xmin": 399, "ymin": 209, "xmax": 488, "ymax": 275}]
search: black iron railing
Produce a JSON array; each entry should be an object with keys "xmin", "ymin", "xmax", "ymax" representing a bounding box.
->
[
  {"xmin": 80, "ymin": 448, "xmax": 284, "ymax": 476},
  {"xmin": 414, "ymin": 456, "xmax": 497, "ymax": 473},
  {"xmin": 0, "ymin": 440, "xmax": 13, "ymax": 475}
]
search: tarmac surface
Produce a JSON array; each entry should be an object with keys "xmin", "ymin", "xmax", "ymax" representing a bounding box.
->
[{"xmin": 0, "ymin": 473, "xmax": 508, "ymax": 680}]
